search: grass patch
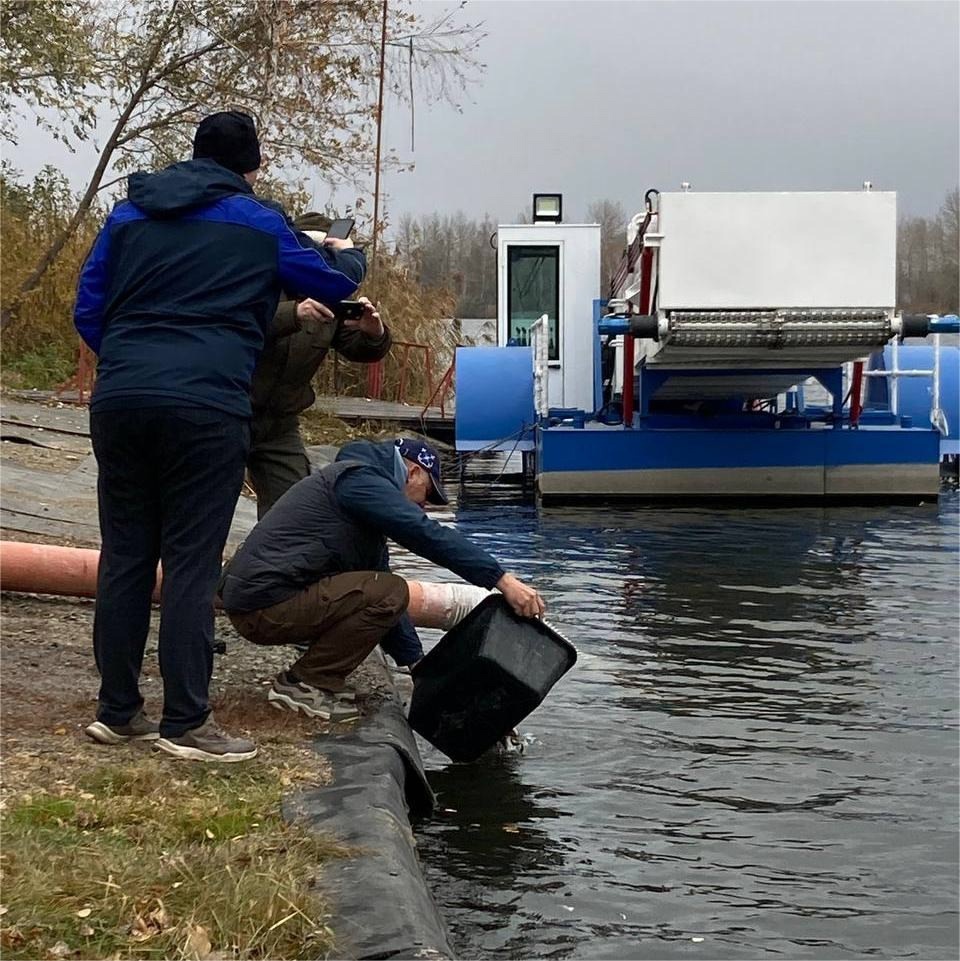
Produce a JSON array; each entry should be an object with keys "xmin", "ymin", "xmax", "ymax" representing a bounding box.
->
[
  {"xmin": 1, "ymin": 343, "xmax": 77, "ymax": 391},
  {"xmin": 0, "ymin": 755, "xmax": 345, "ymax": 960}
]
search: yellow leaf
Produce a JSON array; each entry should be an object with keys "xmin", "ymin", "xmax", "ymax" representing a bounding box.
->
[{"xmin": 183, "ymin": 922, "xmax": 212, "ymax": 960}]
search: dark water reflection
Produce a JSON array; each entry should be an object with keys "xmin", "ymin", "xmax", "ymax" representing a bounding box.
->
[{"xmin": 401, "ymin": 492, "xmax": 960, "ymax": 959}]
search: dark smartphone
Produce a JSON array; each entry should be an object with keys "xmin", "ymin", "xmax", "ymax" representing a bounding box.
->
[
  {"xmin": 333, "ymin": 300, "xmax": 364, "ymax": 321},
  {"xmin": 325, "ymin": 217, "xmax": 355, "ymax": 240}
]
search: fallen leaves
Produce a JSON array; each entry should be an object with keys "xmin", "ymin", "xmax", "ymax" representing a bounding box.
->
[
  {"xmin": 183, "ymin": 921, "xmax": 212, "ymax": 960},
  {"xmin": 128, "ymin": 899, "xmax": 170, "ymax": 943}
]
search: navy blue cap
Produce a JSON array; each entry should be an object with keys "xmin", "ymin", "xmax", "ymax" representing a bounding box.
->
[{"xmin": 396, "ymin": 438, "xmax": 448, "ymax": 505}]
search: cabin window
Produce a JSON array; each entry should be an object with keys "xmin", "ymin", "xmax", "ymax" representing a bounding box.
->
[{"xmin": 507, "ymin": 245, "xmax": 560, "ymax": 361}]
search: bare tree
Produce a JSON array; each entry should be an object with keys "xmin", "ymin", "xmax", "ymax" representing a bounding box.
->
[
  {"xmin": 897, "ymin": 188, "xmax": 959, "ymax": 314},
  {"xmin": 586, "ymin": 198, "xmax": 627, "ymax": 296},
  {"xmin": 1, "ymin": 0, "xmax": 484, "ymax": 331}
]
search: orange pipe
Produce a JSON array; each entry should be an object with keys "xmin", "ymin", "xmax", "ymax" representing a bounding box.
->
[
  {"xmin": 0, "ymin": 541, "xmax": 488, "ymax": 628},
  {"xmin": 1, "ymin": 542, "xmax": 111, "ymax": 600}
]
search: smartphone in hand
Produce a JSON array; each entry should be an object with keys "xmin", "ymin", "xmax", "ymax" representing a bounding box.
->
[
  {"xmin": 325, "ymin": 217, "xmax": 355, "ymax": 240},
  {"xmin": 333, "ymin": 300, "xmax": 364, "ymax": 321}
]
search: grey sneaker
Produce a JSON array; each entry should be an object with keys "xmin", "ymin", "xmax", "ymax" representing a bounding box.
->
[
  {"xmin": 267, "ymin": 672, "xmax": 361, "ymax": 722},
  {"xmin": 85, "ymin": 711, "xmax": 160, "ymax": 744},
  {"xmin": 154, "ymin": 715, "xmax": 257, "ymax": 763}
]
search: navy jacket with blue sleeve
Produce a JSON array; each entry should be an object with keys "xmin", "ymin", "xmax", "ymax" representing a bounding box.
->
[{"xmin": 74, "ymin": 158, "xmax": 365, "ymax": 417}]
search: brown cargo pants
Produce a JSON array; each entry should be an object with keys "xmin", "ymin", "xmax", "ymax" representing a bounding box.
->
[{"xmin": 228, "ymin": 571, "xmax": 409, "ymax": 692}]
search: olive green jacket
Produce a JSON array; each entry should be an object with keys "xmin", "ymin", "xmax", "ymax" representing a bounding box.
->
[{"xmin": 251, "ymin": 300, "xmax": 392, "ymax": 417}]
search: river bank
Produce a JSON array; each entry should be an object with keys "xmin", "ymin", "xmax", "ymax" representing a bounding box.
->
[{"xmin": 0, "ymin": 393, "xmax": 450, "ymax": 960}]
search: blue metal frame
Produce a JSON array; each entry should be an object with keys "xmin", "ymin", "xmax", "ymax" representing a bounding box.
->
[
  {"xmin": 930, "ymin": 314, "xmax": 959, "ymax": 334},
  {"xmin": 592, "ymin": 298, "xmax": 605, "ymax": 413},
  {"xmin": 454, "ymin": 299, "xmax": 949, "ymax": 498}
]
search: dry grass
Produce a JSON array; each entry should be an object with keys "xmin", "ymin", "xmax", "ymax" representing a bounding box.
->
[
  {"xmin": 0, "ymin": 755, "xmax": 346, "ymax": 960},
  {"xmin": 298, "ymin": 408, "xmax": 403, "ymax": 447},
  {"xmin": 314, "ymin": 256, "xmax": 458, "ymax": 405},
  {"xmin": 1, "ymin": 169, "xmax": 103, "ymax": 386},
  {"xmin": 0, "ymin": 597, "xmax": 348, "ymax": 961}
]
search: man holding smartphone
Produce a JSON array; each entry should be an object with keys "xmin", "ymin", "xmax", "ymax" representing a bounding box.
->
[{"xmin": 248, "ymin": 211, "xmax": 392, "ymax": 519}]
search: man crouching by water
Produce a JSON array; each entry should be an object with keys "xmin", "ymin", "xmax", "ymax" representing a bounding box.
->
[{"xmin": 219, "ymin": 438, "xmax": 545, "ymax": 721}]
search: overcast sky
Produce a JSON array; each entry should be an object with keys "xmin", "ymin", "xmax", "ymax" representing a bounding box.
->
[
  {"xmin": 366, "ymin": 0, "xmax": 960, "ymax": 226},
  {"xmin": 8, "ymin": 0, "xmax": 958, "ymax": 233}
]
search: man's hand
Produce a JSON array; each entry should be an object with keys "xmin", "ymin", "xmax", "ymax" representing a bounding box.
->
[
  {"xmin": 296, "ymin": 299, "xmax": 336, "ymax": 334},
  {"xmin": 496, "ymin": 573, "xmax": 546, "ymax": 619},
  {"xmin": 323, "ymin": 237, "xmax": 355, "ymax": 251},
  {"xmin": 343, "ymin": 296, "xmax": 385, "ymax": 338}
]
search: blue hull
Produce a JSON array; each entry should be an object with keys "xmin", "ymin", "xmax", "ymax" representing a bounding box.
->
[{"xmin": 537, "ymin": 423, "xmax": 940, "ymax": 501}]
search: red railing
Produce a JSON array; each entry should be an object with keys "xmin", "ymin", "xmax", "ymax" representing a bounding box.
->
[
  {"xmin": 366, "ymin": 340, "xmax": 441, "ymax": 407},
  {"xmin": 55, "ymin": 340, "xmax": 96, "ymax": 405},
  {"xmin": 56, "ymin": 335, "xmax": 456, "ymax": 418},
  {"xmin": 422, "ymin": 360, "xmax": 455, "ymax": 420}
]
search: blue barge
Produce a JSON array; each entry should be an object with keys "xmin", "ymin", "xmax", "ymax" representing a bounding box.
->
[{"xmin": 454, "ymin": 189, "xmax": 959, "ymax": 502}]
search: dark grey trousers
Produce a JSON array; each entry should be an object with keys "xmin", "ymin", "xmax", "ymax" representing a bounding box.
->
[{"xmin": 247, "ymin": 414, "xmax": 310, "ymax": 519}]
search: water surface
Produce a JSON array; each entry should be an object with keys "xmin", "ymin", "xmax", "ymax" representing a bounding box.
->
[{"xmin": 401, "ymin": 491, "xmax": 959, "ymax": 959}]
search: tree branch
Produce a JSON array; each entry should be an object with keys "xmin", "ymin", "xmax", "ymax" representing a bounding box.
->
[
  {"xmin": 2, "ymin": 1, "xmax": 184, "ymax": 329},
  {"xmin": 115, "ymin": 101, "xmax": 201, "ymax": 147}
]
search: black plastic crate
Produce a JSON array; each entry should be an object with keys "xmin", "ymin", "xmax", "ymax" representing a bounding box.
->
[{"xmin": 408, "ymin": 595, "xmax": 577, "ymax": 762}]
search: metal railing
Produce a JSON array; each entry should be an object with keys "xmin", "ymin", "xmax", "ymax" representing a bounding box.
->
[
  {"xmin": 55, "ymin": 341, "xmax": 96, "ymax": 405},
  {"xmin": 861, "ymin": 333, "xmax": 949, "ymax": 435},
  {"xmin": 530, "ymin": 315, "xmax": 549, "ymax": 418},
  {"xmin": 421, "ymin": 361, "xmax": 455, "ymax": 420}
]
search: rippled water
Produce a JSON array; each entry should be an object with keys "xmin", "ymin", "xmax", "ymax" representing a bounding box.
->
[{"xmin": 401, "ymin": 490, "xmax": 960, "ymax": 959}]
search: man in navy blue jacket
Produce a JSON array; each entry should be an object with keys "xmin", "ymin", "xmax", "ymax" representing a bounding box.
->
[
  {"xmin": 75, "ymin": 110, "xmax": 365, "ymax": 762},
  {"xmin": 220, "ymin": 437, "xmax": 545, "ymax": 721}
]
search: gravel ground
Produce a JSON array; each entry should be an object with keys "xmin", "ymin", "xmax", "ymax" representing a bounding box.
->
[
  {"xmin": 0, "ymin": 592, "xmax": 393, "ymax": 802},
  {"xmin": 0, "ymin": 395, "xmax": 399, "ymax": 796},
  {"xmin": 0, "ymin": 440, "xmax": 88, "ymax": 473}
]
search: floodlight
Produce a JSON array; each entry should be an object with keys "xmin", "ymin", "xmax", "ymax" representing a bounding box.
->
[{"xmin": 532, "ymin": 193, "xmax": 562, "ymax": 224}]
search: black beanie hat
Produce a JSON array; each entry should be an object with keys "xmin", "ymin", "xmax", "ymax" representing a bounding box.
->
[{"xmin": 192, "ymin": 110, "xmax": 261, "ymax": 175}]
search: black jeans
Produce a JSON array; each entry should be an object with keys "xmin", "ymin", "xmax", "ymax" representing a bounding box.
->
[{"xmin": 90, "ymin": 406, "xmax": 249, "ymax": 737}]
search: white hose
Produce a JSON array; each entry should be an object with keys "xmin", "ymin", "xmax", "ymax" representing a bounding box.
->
[{"xmin": 408, "ymin": 580, "xmax": 493, "ymax": 629}]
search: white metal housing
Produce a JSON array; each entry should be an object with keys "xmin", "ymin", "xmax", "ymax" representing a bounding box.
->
[
  {"xmin": 497, "ymin": 223, "xmax": 601, "ymax": 412},
  {"xmin": 657, "ymin": 191, "xmax": 897, "ymax": 310}
]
